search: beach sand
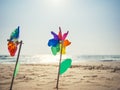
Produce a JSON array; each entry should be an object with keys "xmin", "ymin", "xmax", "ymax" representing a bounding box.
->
[{"xmin": 0, "ymin": 61, "xmax": 120, "ymax": 90}]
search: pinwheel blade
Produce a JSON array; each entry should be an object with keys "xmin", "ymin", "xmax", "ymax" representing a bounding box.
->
[
  {"xmin": 10, "ymin": 26, "xmax": 19, "ymax": 41},
  {"xmin": 60, "ymin": 58, "xmax": 72, "ymax": 75},
  {"xmin": 8, "ymin": 42, "xmax": 17, "ymax": 56}
]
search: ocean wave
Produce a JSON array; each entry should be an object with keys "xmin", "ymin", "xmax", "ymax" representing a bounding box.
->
[{"xmin": 0, "ymin": 54, "xmax": 120, "ymax": 64}]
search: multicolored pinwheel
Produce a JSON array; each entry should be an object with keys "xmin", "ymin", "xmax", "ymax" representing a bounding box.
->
[
  {"xmin": 48, "ymin": 27, "xmax": 72, "ymax": 89},
  {"xmin": 48, "ymin": 27, "xmax": 71, "ymax": 55},
  {"xmin": 7, "ymin": 26, "xmax": 19, "ymax": 56},
  {"xmin": 7, "ymin": 26, "xmax": 23, "ymax": 90}
]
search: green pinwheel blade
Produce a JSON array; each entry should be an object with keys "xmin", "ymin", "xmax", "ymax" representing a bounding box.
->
[
  {"xmin": 51, "ymin": 44, "xmax": 60, "ymax": 55},
  {"xmin": 51, "ymin": 47, "xmax": 57, "ymax": 55},
  {"xmin": 14, "ymin": 62, "xmax": 20, "ymax": 77},
  {"xmin": 60, "ymin": 58, "xmax": 72, "ymax": 75}
]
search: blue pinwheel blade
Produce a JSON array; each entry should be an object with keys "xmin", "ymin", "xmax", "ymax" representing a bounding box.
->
[{"xmin": 10, "ymin": 26, "xmax": 19, "ymax": 41}]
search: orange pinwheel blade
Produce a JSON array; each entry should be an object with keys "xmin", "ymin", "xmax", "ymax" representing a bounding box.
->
[{"xmin": 63, "ymin": 39, "xmax": 71, "ymax": 47}]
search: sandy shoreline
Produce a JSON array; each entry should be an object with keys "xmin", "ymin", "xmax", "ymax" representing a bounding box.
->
[{"xmin": 0, "ymin": 61, "xmax": 120, "ymax": 90}]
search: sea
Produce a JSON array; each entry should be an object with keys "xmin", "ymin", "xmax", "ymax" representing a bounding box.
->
[{"xmin": 0, "ymin": 54, "xmax": 120, "ymax": 64}]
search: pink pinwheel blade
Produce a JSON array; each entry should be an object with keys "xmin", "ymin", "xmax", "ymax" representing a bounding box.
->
[{"xmin": 62, "ymin": 31, "xmax": 69, "ymax": 40}]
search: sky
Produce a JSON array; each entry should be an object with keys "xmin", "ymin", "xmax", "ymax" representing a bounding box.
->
[{"xmin": 0, "ymin": 0, "xmax": 120, "ymax": 55}]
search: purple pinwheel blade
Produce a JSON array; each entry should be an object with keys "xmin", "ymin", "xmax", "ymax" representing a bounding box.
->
[{"xmin": 51, "ymin": 31, "xmax": 59, "ymax": 40}]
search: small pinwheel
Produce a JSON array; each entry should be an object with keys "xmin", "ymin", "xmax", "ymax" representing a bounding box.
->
[
  {"xmin": 7, "ymin": 26, "xmax": 19, "ymax": 56},
  {"xmin": 7, "ymin": 26, "xmax": 23, "ymax": 90}
]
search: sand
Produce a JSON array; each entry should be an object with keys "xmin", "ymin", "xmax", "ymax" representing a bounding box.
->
[{"xmin": 0, "ymin": 61, "xmax": 120, "ymax": 90}]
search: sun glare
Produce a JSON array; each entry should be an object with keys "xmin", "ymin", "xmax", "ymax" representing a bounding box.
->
[
  {"xmin": 49, "ymin": 0, "xmax": 66, "ymax": 7},
  {"xmin": 52, "ymin": 0, "xmax": 61, "ymax": 4}
]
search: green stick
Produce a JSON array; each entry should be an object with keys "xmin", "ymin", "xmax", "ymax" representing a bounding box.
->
[{"xmin": 10, "ymin": 41, "xmax": 22, "ymax": 90}]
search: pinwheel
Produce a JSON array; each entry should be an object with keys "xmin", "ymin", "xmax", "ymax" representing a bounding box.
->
[
  {"xmin": 8, "ymin": 26, "xmax": 19, "ymax": 56},
  {"xmin": 7, "ymin": 26, "xmax": 23, "ymax": 90},
  {"xmin": 48, "ymin": 27, "xmax": 71, "ymax": 55},
  {"xmin": 48, "ymin": 27, "xmax": 72, "ymax": 89}
]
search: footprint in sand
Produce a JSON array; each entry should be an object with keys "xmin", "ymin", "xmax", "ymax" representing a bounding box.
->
[
  {"xmin": 83, "ymin": 75, "xmax": 98, "ymax": 78},
  {"xmin": 36, "ymin": 83, "xmax": 46, "ymax": 86},
  {"xmin": 1, "ymin": 76, "xmax": 11, "ymax": 80},
  {"xmin": 47, "ymin": 81, "xmax": 55, "ymax": 84},
  {"xmin": 117, "ymin": 88, "xmax": 120, "ymax": 90},
  {"xmin": 39, "ymin": 74, "xmax": 48, "ymax": 77},
  {"xmin": 63, "ymin": 75, "xmax": 73, "ymax": 77},
  {"xmin": 60, "ymin": 83, "xmax": 70, "ymax": 86},
  {"xmin": 0, "ymin": 81, "xmax": 11, "ymax": 85}
]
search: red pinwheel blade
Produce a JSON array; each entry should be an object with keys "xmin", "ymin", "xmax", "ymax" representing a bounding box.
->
[
  {"xmin": 8, "ymin": 42, "xmax": 17, "ymax": 56},
  {"xmin": 58, "ymin": 27, "xmax": 62, "ymax": 40}
]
